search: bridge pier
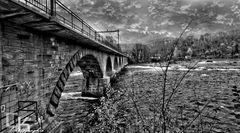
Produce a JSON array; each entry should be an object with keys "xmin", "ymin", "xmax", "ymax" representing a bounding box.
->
[{"xmin": 82, "ymin": 77, "xmax": 109, "ymax": 98}]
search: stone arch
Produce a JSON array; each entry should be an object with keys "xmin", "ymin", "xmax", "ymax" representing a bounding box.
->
[
  {"xmin": 106, "ymin": 56, "xmax": 112, "ymax": 76},
  {"xmin": 78, "ymin": 55, "xmax": 103, "ymax": 79},
  {"xmin": 114, "ymin": 57, "xmax": 119, "ymax": 70},
  {"xmin": 46, "ymin": 51, "xmax": 103, "ymax": 116}
]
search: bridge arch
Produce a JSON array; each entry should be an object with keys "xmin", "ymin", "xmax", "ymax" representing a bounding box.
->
[
  {"xmin": 78, "ymin": 55, "xmax": 103, "ymax": 78},
  {"xmin": 46, "ymin": 51, "xmax": 103, "ymax": 116},
  {"xmin": 106, "ymin": 56, "xmax": 113, "ymax": 76}
]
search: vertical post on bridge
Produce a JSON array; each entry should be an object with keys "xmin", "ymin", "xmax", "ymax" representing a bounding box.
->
[
  {"xmin": 95, "ymin": 31, "xmax": 97, "ymax": 40},
  {"xmin": 50, "ymin": 0, "xmax": 56, "ymax": 17}
]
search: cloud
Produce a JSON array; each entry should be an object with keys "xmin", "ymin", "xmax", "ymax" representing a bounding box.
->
[
  {"xmin": 61, "ymin": 0, "xmax": 240, "ymax": 44},
  {"xmin": 126, "ymin": 26, "xmax": 149, "ymax": 34},
  {"xmin": 127, "ymin": 28, "xmax": 139, "ymax": 33},
  {"xmin": 159, "ymin": 19, "xmax": 175, "ymax": 26},
  {"xmin": 130, "ymin": 22, "xmax": 142, "ymax": 29},
  {"xmin": 151, "ymin": 30, "xmax": 174, "ymax": 37},
  {"xmin": 180, "ymin": 4, "xmax": 191, "ymax": 14}
]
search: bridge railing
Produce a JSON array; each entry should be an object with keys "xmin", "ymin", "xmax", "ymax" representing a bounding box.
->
[
  {"xmin": 55, "ymin": 0, "xmax": 98, "ymax": 40},
  {"xmin": 15, "ymin": 0, "xmax": 121, "ymax": 52},
  {"xmin": 18, "ymin": 0, "xmax": 51, "ymax": 14}
]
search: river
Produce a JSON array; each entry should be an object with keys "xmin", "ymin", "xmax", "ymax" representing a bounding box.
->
[{"xmin": 55, "ymin": 59, "xmax": 240, "ymax": 132}]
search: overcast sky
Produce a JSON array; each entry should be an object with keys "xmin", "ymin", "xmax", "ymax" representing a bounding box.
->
[{"xmin": 62, "ymin": 0, "xmax": 240, "ymax": 44}]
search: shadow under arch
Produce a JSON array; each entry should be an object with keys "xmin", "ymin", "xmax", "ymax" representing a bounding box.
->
[
  {"xmin": 46, "ymin": 51, "xmax": 103, "ymax": 116},
  {"xmin": 106, "ymin": 56, "xmax": 112, "ymax": 76},
  {"xmin": 114, "ymin": 57, "xmax": 118, "ymax": 70},
  {"xmin": 118, "ymin": 57, "xmax": 121, "ymax": 66}
]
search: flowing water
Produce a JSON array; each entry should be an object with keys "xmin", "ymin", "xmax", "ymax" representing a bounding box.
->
[
  {"xmin": 55, "ymin": 59, "xmax": 240, "ymax": 132},
  {"xmin": 120, "ymin": 59, "xmax": 240, "ymax": 132}
]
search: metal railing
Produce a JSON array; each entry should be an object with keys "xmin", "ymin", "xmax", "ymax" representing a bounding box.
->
[
  {"xmin": 18, "ymin": 0, "xmax": 51, "ymax": 14},
  {"xmin": 15, "ymin": 0, "xmax": 121, "ymax": 52}
]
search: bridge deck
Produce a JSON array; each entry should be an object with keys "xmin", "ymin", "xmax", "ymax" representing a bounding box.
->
[{"xmin": 0, "ymin": 0, "xmax": 125, "ymax": 56}]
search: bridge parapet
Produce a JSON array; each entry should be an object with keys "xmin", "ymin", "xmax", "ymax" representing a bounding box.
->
[{"xmin": 13, "ymin": 0, "xmax": 121, "ymax": 52}]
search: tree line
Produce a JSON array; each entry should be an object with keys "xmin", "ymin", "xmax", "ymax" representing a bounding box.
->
[{"xmin": 149, "ymin": 29, "xmax": 240, "ymax": 61}]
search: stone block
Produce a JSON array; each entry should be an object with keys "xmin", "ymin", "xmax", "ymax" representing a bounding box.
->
[
  {"xmin": 50, "ymin": 94, "xmax": 60, "ymax": 108},
  {"xmin": 54, "ymin": 86, "xmax": 62, "ymax": 98},
  {"xmin": 9, "ymin": 105, "xmax": 17, "ymax": 113},
  {"xmin": 9, "ymin": 92, "xmax": 17, "ymax": 102},
  {"xmin": 1, "ymin": 95, "xmax": 9, "ymax": 104},
  {"xmin": 1, "ymin": 117, "xmax": 7, "ymax": 130},
  {"xmin": 57, "ymin": 80, "xmax": 64, "ymax": 92},
  {"xmin": 6, "ymin": 101, "xmax": 17, "ymax": 109}
]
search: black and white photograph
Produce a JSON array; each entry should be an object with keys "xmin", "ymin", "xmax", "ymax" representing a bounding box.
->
[{"xmin": 1, "ymin": 0, "xmax": 240, "ymax": 132}]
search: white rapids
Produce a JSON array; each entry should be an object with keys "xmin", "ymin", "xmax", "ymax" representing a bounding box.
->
[{"xmin": 127, "ymin": 60, "xmax": 240, "ymax": 72}]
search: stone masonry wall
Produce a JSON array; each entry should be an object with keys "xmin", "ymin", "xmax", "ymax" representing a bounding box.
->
[{"xmin": 0, "ymin": 20, "xmax": 81, "ymax": 132}]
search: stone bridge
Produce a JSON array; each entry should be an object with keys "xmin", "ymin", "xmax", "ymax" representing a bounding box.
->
[{"xmin": 0, "ymin": 0, "xmax": 128, "ymax": 132}]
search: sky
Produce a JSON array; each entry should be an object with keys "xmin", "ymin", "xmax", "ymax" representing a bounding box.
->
[{"xmin": 61, "ymin": 0, "xmax": 240, "ymax": 44}]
